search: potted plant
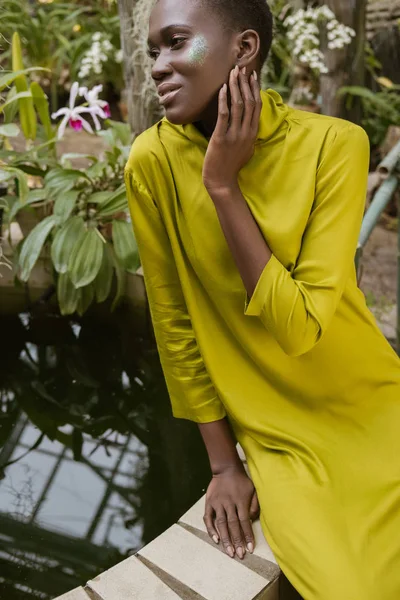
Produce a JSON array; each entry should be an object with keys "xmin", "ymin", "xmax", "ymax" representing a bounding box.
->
[{"xmin": 1, "ymin": 33, "xmax": 143, "ymax": 317}]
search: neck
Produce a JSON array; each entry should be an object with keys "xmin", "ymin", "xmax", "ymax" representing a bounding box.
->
[{"xmin": 194, "ymin": 91, "xmax": 221, "ymax": 139}]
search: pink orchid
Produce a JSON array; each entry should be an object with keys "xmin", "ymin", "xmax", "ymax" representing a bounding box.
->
[
  {"xmin": 79, "ymin": 84, "xmax": 111, "ymax": 131},
  {"xmin": 51, "ymin": 82, "xmax": 95, "ymax": 140}
]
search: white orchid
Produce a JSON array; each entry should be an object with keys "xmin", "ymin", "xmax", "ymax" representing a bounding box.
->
[
  {"xmin": 51, "ymin": 82, "xmax": 95, "ymax": 140},
  {"xmin": 283, "ymin": 4, "xmax": 356, "ymax": 75},
  {"xmin": 79, "ymin": 84, "xmax": 111, "ymax": 130}
]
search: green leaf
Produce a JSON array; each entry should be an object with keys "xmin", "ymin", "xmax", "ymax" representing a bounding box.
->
[
  {"xmin": 94, "ymin": 243, "xmax": 113, "ymax": 303},
  {"xmin": 19, "ymin": 215, "xmax": 57, "ymax": 282},
  {"xmin": 51, "ymin": 215, "xmax": 85, "ymax": 274},
  {"xmin": 104, "ymin": 119, "xmax": 132, "ymax": 146},
  {"xmin": 45, "ymin": 167, "xmax": 90, "ymax": 194},
  {"xmin": 96, "ymin": 185, "xmax": 128, "ymax": 217},
  {"xmin": 53, "ymin": 190, "xmax": 79, "ymax": 224},
  {"xmin": 0, "ymin": 124, "xmax": 19, "ymax": 137},
  {"xmin": 57, "ymin": 271, "xmax": 80, "ymax": 316},
  {"xmin": 8, "ymin": 188, "xmax": 48, "ymax": 222},
  {"xmin": 68, "ymin": 227, "xmax": 104, "ymax": 288},
  {"xmin": 112, "ymin": 219, "xmax": 140, "ymax": 274},
  {"xmin": 0, "ymin": 67, "xmax": 50, "ymax": 92},
  {"xmin": 76, "ymin": 283, "xmax": 95, "ymax": 316},
  {"xmin": 87, "ymin": 191, "xmax": 111, "ymax": 204},
  {"xmin": 0, "ymin": 90, "xmax": 33, "ymax": 115},
  {"xmin": 30, "ymin": 81, "xmax": 54, "ymax": 141},
  {"xmin": 0, "ymin": 167, "xmax": 29, "ymax": 204},
  {"xmin": 3, "ymin": 87, "xmax": 19, "ymax": 124},
  {"xmin": 110, "ymin": 247, "xmax": 126, "ymax": 311},
  {"xmin": 59, "ymin": 152, "xmax": 97, "ymax": 167},
  {"xmin": 11, "ymin": 33, "xmax": 37, "ymax": 141}
]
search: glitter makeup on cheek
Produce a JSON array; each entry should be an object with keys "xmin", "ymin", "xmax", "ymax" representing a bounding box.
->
[{"xmin": 188, "ymin": 35, "xmax": 208, "ymax": 66}]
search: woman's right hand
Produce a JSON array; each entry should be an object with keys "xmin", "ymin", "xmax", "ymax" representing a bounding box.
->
[{"xmin": 203, "ymin": 464, "xmax": 260, "ymax": 559}]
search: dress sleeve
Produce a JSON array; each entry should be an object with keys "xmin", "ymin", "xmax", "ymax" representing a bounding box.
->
[
  {"xmin": 244, "ymin": 123, "xmax": 370, "ymax": 357},
  {"xmin": 125, "ymin": 168, "xmax": 226, "ymax": 423}
]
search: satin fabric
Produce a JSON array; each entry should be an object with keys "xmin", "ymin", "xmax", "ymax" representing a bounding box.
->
[{"xmin": 125, "ymin": 90, "xmax": 400, "ymax": 599}]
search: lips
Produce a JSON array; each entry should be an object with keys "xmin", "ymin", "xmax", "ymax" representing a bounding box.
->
[{"xmin": 157, "ymin": 84, "xmax": 181, "ymax": 107}]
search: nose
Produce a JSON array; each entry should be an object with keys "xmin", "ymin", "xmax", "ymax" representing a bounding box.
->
[{"xmin": 151, "ymin": 51, "xmax": 173, "ymax": 81}]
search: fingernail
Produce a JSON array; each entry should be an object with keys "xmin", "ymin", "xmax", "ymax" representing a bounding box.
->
[
  {"xmin": 235, "ymin": 65, "xmax": 239, "ymax": 75},
  {"xmin": 253, "ymin": 70, "xmax": 258, "ymax": 81},
  {"xmin": 242, "ymin": 66, "xmax": 246, "ymax": 75},
  {"xmin": 247, "ymin": 542, "xmax": 254, "ymax": 554},
  {"xmin": 212, "ymin": 535, "xmax": 219, "ymax": 544},
  {"xmin": 227, "ymin": 546, "xmax": 234, "ymax": 558},
  {"xmin": 237, "ymin": 546, "xmax": 244, "ymax": 559}
]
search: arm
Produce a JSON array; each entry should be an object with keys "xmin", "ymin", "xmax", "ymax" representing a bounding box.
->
[
  {"xmin": 126, "ymin": 168, "xmax": 259, "ymax": 559},
  {"xmin": 199, "ymin": 418, "xmax": 260, "ymax": 560},
  {"xmin": 208, "ymin": 124, "xmax": 369, "ymax": 357},
  {"xmin": 125, "ymin": 169, "xmax": 226, "ymax": 423},
  {"xmin": 203, "ymin": 67, "xmax": 369, "ymax": 358}
]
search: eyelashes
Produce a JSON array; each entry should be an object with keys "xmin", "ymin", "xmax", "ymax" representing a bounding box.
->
[{"xmin": 147, "ymin": 36, "xmax": 187, "ymax": 61}]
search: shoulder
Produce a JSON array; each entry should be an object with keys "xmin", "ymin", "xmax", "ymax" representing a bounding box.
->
[
  {"xmin": 287, "ymin": 107, "xmax": 369, "ymax": 154},
  {"xmin": 125, "ymin": 121, "xmax": 164, "ymax": 181},
  {"xmin": 125, "ymin": 117, "xmax": 184, "ymax": 192}
]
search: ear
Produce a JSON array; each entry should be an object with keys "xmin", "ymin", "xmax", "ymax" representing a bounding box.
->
[{"xmin": 235, "ymin": 29, "xmax": 260, "ymax": 67}]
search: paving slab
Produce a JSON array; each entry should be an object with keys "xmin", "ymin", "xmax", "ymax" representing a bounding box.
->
[
  {"xmin": 86, "ymin": 555, "xmax": 181, "ymax": 600},
  {"xmin": 54, "ymin": 588, "xmax": 90, "ymax": 600},
  {"xmin": 138, "ymin": 523, "xmax": 270, "ymax": 600},
  {"xmin": 179, "ymin": 495, "xmax": 279, "ymax": 565}
]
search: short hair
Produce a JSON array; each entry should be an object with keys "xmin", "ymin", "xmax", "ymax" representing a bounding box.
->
[{"xmin": 200, "ymin": 0, "xmax": 273, "ymax": 66}]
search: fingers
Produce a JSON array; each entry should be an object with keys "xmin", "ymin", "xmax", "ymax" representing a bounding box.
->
[
  {"xmin": 238, "ymin": 67, "xmax": 256, "ymax": 132},
  {"xmin": 237, "ymin": 509, "xmax": 255, "ymax": 554},
  {"xmin": 249, "ymin": 71, "xmax": 262, "ymax": 137},
  {"xmin": 213, "ymin": 83, "xmax": 229, "ymax": 139},
  {"xmin": 229, "ymin": 65, "xmax": 244, "ymax": 128},
  {"xmin": 215, "ymin": 507, "xmax": 235, "ymax": 558},
  {"xmin": 250, "ymin": 490, "xmax": 260, "ymax": 521},
  {"xmin": 203, "ymin": 503, "xmax": 220, "ymax": 545},
  {"xmin": 226, "ymin": 505, "xmax": 246, "ymax": 559}
]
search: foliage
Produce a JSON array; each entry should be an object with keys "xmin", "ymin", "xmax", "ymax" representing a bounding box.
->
[
  {"xmin": 339, "ymin": 80, "xmax": 400, "ymax": 146},
  {"xmin": 1, "ymin": 33, "xmax": 139, "ymax": 317},
  {"xmin": 0, "ymin": 314, "xmax": 155, "ymax": 459},
  {"xmin": 262, "ymin": 2, "xmax": 356, "ymax": 100},
  {"xmin": 0, "ymin": 0, "xmax": 123, "ymax": 108}
]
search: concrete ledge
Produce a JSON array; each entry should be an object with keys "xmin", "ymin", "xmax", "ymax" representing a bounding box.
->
[{"xmin": 55, "ymin": 453, "xmax": 282, "ymax": 600}]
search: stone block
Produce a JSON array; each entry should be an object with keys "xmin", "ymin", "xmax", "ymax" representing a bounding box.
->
[
  {"xmin": 138, "ymin": 523, "xmax": 269, "ymax": 600},
  {"xmin": 86, "ymin": 555, "xmax": 181, "ymax": 600}
]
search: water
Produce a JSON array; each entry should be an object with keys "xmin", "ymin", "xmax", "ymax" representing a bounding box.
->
[{"xmin": 0, "ymin": 310, "xmax": 210, "ymax": 599}]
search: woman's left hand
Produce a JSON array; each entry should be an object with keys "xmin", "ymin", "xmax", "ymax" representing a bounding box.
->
[{"xmin": 202, "ymin": 65, "xmax": 262, "ymax": 196}]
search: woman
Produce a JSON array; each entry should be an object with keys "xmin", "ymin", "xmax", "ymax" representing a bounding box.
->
[{"xmin": 125, "ymin": 0, "xmax": 400, "ymax": 598}]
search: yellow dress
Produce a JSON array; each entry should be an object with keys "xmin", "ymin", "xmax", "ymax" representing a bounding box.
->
[{"xmin": 125, "ymin": 90, "xmax": 400, "ymax": 599}]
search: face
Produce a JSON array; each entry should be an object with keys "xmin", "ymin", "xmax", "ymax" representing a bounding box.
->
[{"xmin": 148, "ymin": 0, "xmax": 237, "ymax": 125}]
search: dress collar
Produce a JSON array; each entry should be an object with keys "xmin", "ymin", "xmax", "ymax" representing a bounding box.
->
[{"xmin": 163, "ymin": 89, "xmax": 289, "ymax": 148}]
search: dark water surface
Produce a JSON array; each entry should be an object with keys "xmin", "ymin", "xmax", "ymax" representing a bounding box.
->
[{"xmin": 0, "ymin": 310, "xmax": 210, "ymax": 599}]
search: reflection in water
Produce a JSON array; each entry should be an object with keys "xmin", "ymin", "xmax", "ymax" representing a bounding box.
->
[{"xmin": 0, "ymin": 311, "xmax": 210, "ymax": 598}]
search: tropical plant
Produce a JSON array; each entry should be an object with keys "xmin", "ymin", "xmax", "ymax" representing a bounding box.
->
[
  {"xmin": 0, "ymin": 0, "xmax": 123, "ymax": 110},
  {"xmin": 339, "ymin": 79, "xmax": 400, "ymax": 146},
  {"xmin": 1, "ymin": 33, "xmax": 140, "ymax": 317},
  {"xmin": 263, "ymin": 2, "xmax": 356, "ymax": 103}
]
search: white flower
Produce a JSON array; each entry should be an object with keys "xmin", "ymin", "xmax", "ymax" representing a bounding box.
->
[
  {"xmin": 92, "ymin": 32, "xmax": 102, "ymax": 42},
  {"xmin": 79, "ymin": 84, "xmax": 111, "ymax": 130},
  {"xmin": 51, "ymin": 82, "xmax": 95, "ymax": 140}
]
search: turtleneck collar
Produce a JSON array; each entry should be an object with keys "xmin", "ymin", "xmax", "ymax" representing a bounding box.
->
[{"xmin": 163, "ymin": 89, "xmax": 289, "ymax": 148}]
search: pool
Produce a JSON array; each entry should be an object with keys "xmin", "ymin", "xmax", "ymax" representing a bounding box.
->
[{"xmin": 0, "ymin": 310, "xmax": 210, "ymax": 598}]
